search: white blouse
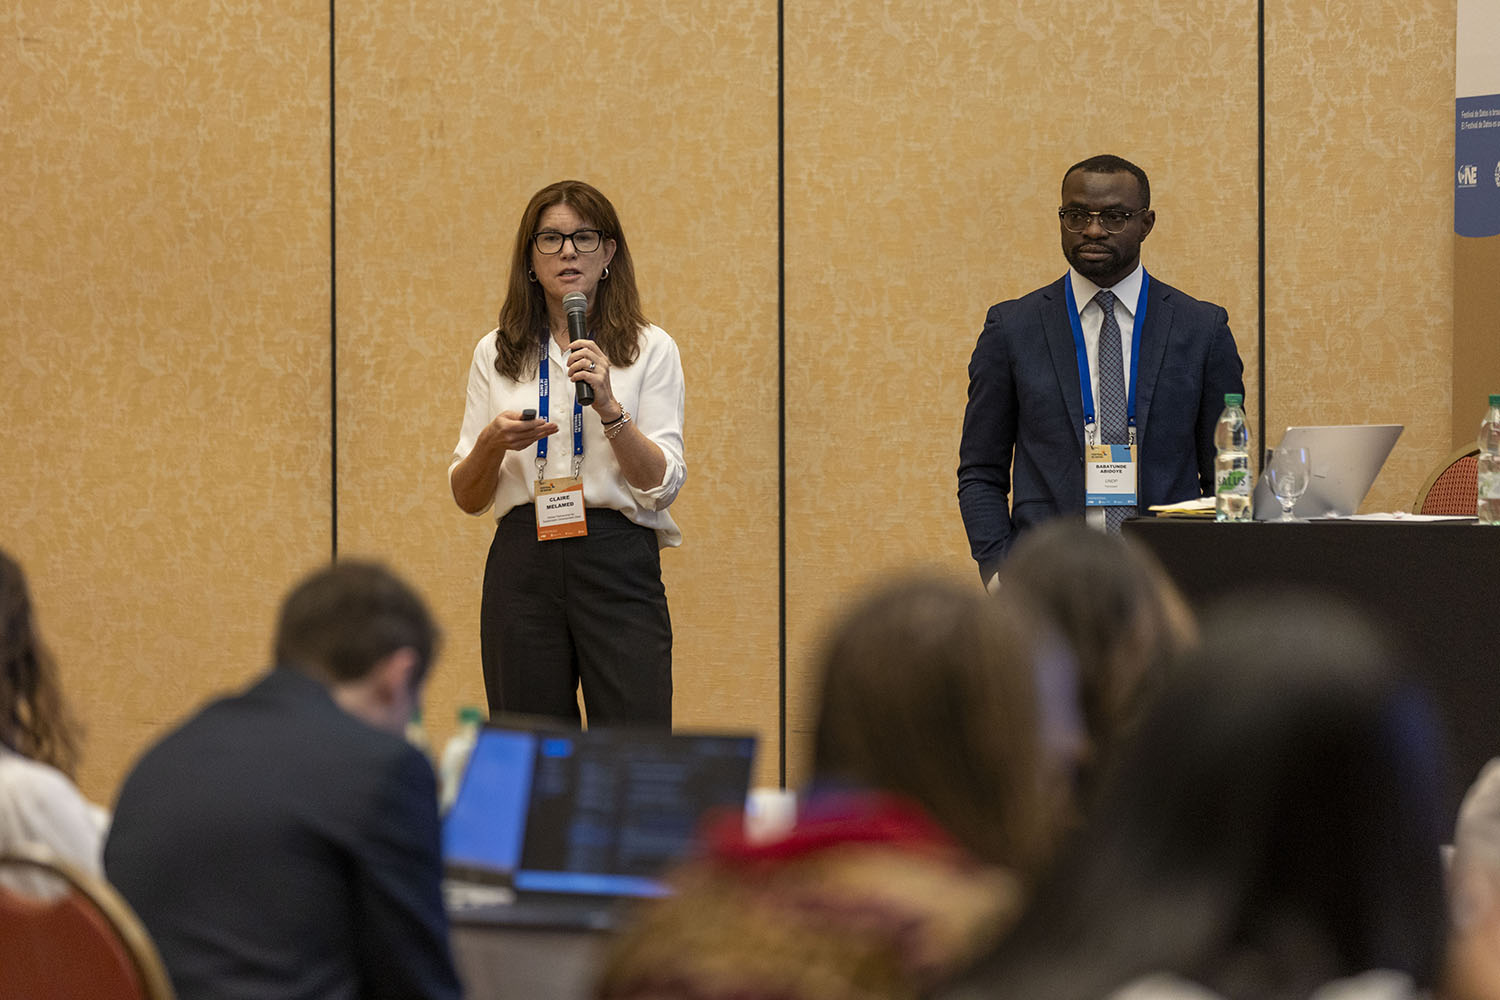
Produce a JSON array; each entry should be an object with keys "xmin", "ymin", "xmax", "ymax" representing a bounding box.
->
[
  {"xmin": 0, "ymin": 746, "xmax": 108, "ymax": 891},
  {"xmin": 450, "ymin": 323, "xmax": 686, "ymax": 547}
]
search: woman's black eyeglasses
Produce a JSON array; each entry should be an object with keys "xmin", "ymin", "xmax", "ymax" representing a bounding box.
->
[{"xmin": 532, "ymin": 229, "xmax": 604, "ymax": 254}]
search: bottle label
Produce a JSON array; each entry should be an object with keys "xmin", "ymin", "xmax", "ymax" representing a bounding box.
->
[
  {"xmin": 1216, "ymin": 468, "xmax": 1251, "ymax": 493},
  {"xmin": 1479, "ymin": 462, "xmax": 1500, "ymax": 500}
]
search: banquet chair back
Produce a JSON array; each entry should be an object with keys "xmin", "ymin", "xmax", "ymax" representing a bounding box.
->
[
  {"xmin": 0, "ymin": 841, "xmax": 176, "ymax": 1000},
  {"xmin": 1412, "ymin": 444, "xmax": 1480, "ymax": 515}
]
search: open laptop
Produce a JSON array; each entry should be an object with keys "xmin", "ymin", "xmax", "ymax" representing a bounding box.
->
[
  {"xmin": 1253, "ymin": 424, "xmax": 1403, "ymax": 520},
  {"xmin": 442, "ymin": 722, "xmax": 757, "ymax": 930}
]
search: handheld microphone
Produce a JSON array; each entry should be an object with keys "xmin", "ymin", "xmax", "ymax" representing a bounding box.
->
[{"xmin": 562, "ymin": 291, "xmax": 594, "ymax": 405}]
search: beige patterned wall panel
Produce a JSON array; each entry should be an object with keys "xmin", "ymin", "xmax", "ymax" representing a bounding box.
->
[
  {"xmin": 1264, "ymin": 1, "xmax": 1454, "ymax": 512},
  {"xmin": 1455, "ymin": 237, "xmax": 1500, "ymax": 446},
  {"xmin": 1, "ymin": 4, "xmax": 332, "ymax": 803},
  {"xmin": 3, "ymin": 0, "xmax": 1461, "ymax": 809},
  {"xmin": 334, "ymin": 4, "xmax": 782, "ymax": 781},
  {"xmin": 782, "ymin": 0, "xmax": 1261, "ymax": 785}
]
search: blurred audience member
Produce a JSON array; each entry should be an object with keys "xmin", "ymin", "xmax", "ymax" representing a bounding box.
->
[
  {"xmin": 105, "ymin": 561, "xmax": 461, "ymax": 1000},
  {"xmin": 593, "ymin": 574, "xmax": 1081, "ymax": 1000},
  {"xmin": 0, "ymin": 548, "xmax": 107, "ymax": 884},
  {"xmin": 1444, "ymin": 758, "xmax": 1500, "ymax": 1000},
  {"xmin": 938, "ymin": 592, "xmax": 1447, "ymax": 1000},
  {"xmin": 997, "ymin": 518, "xmax": 1197, "ymax": 798}
]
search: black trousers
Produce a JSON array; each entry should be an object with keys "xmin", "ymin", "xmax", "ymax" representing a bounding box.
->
[{"xmin": 480, "ymin": 505, "xmax": 672, "ymax": 728}]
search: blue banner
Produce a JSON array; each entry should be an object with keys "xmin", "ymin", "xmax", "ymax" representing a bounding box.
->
[{"xmin": 1456, "ymin": 93, "xmax": 1500, "ymax": 238}]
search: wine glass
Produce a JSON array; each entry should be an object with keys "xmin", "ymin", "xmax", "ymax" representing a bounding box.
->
[{"xmin": 1266, "ymin": 446, "xmax": 1312, "ymax": 521}]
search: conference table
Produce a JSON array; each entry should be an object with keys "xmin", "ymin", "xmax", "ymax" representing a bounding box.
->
[
  {"xmin": 1122, "ymin": 516, "xmax": 1500, "ymax": 827},
  {"xmin": 450, "ymin": 921, "xmax": 606, "ymax": 1000}
]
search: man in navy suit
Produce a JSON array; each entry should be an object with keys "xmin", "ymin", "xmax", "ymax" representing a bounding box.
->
[
  {"xmin": 105, "ymin": 562, "xmax": 462, "ymax": 1000},
  {"xmin": 959, "ymin": 154, "xmax": 1245, "ymax": 586}
]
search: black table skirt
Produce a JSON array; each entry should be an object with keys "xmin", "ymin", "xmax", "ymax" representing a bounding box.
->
[{"xmin": 1123, "ymin": 517, "xmax": 1497, "ymax": 827}]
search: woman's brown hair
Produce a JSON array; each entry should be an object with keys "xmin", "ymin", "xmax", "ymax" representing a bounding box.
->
[
  {"xmin": 811, "ymin": 575, "xmax": 1069, "ymax": 878},
  {"xmin": 0, "ymin": 549, "xmax": 81, "ymax": 777},
  {"xmin": 493, "ymin": 179, "xmax": 649, "ymax": 381},
  {"xmin": 997, "ymin": 519, "xmax": 1197, "ymax": 796}
]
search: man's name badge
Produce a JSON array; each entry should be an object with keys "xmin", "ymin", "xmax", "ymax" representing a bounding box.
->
[
  {"xmin": 536, "ymin": 477, "xmax": 588, "ymax": 541},
  {"xmin": 1085, "ymin": 444, "xmax": 1138, "ymax": 506}
]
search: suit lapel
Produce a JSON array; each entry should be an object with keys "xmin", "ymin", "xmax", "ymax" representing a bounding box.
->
[
  {"xmin": 1040, "ymin": 277, "xmax": 1086, "ymax": 452},
  {"xmin": 1134, "ymin": 278, "xmax": 1173, "ymax": 443}
]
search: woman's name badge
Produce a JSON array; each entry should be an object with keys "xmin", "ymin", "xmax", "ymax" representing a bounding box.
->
[
  {"xmin": 1085, "ymin": 444, "xmax": 1138, "ymax": 507},
  {"xmin": 536, "ymin": 477, "xmax": 588, "ymax": 541}
]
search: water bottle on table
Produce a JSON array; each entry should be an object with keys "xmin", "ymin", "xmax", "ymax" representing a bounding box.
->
[
  {"xmin": 1479, "ymin": 394, "xmax": 1500, "ymax": 524},
  {"xmin": 1214, "ymin": 393, "xmax": 1253, "ymax": 522},
  {"xmin": 439, "ymin": 705, "xmax": 486, "ymax": 813},
  {"xmin": 405, "ymin": 706, "xmax": 432, "ymax": 758}
]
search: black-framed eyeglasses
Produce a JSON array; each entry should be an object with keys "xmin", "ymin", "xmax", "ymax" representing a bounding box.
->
[
  {"xmin": 1058, "ymin": 208, "xmax": 1146, "ymax": 234},
  {"xmin": 532, "ymin": 229, "xmax": 604, "ymax": 254}
]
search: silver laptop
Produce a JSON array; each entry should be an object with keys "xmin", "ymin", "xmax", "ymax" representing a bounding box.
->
[{"xmin": 1252, "ymin": 424, "xmax": 1403, "ymax": 520}]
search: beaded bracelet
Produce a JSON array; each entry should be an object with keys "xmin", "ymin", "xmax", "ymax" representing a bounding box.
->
[{"xmin": 603, "ymin": 410, "xmax": 632, "ymax": 440}]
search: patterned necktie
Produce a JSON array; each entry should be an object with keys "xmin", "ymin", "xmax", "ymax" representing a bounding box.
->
[{"xmin": 1094, "ymin": 290, "xmax": 1134, "ymax": 532}]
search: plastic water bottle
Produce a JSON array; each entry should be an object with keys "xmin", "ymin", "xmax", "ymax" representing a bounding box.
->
[
  {"xmin": 438, "ymin": 706, "xmax": 485, "ymax": 813},
  {"xmin": 743, "ymin": 787, "xmax": 798, "ymax": 844},
  {"xmin": 1479, "ymin": 394, "xmax": 1500, "ymax": 524},
  {"xmin": 1214, "ymin": 393, "xmax": 1253, "ymax": 522},
  {"xmin": 405, "ymin": 707, "xmax": 432, "ymax": 759}
]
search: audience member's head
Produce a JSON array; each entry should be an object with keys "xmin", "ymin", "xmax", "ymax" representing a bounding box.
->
[
  {"xmin": 104, "ymin": 559, "xmax": 461, "ymax": 1000},
  {"xmin": 811, "ymin": 574, "xmax": 1080, "ymax": 877},
  {"xmin": 1445, "ymin": 759, "xmax": 1500, "ymax": 1000},
  {"xmin": 1453, "ymin": 760, "xmax": 1500, "ymax": 905},
  {"xmin": 0, "ymin": 548, "xmax": 79, "ymax": 777},
  {"xmin": 273, "ymin": 560, "xmax": 440, "ymax": 734},
  {"xmin": 594, "ymin": 574, "xmax": 1081, "ymax": 1000},
  {"xmin": 940, "ymin": 590, "xmax": 1448, "ymax": 1000},
  {"xmin": 997, "ymin": 518, "xmax": 1196, "ymax": 794}
]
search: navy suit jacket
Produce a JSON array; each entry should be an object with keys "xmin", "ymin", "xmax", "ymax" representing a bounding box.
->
[
  {"xmin": 958, "ymin": 273, "xmax": 1245, "ymax": 581},
  {"xmin": 105, "ymin": 668, "xmax": 462, "ymax": 1000}
]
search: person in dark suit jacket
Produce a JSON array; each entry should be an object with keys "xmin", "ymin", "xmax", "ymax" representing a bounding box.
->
[
  {"xmin": 104, "ymin": 562, "xmax": 462, "ymax": 1000},
  {"xmin": 959, "ymin": 154, "xmax": 1245, "ymax": 586}
]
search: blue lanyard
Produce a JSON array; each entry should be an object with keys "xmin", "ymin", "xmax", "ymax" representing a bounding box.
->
[
  {"xmin": 1064, "ymin": 271, "xmax": 1149, "ymax": 440},
  {"xmin": 534, "ymin": 339, "xmax": 583, "ymax": 483}
]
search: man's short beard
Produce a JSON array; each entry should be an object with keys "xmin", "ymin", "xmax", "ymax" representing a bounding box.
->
[{"xmin": 1068, "ymin": 250, "xmax": 1118, "ymax": 279}]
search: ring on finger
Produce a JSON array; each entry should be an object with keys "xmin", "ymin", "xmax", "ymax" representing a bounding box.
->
[{"xmin": 588, "ymin": 360, "xmax": 597, "ymax": 371}]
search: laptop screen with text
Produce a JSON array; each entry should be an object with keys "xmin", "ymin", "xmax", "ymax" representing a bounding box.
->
[{"xmin": 442, "ymin": 724, "xmax": 756, "ymax": 900}]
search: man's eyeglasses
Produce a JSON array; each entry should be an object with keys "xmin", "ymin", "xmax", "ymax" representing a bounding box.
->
[
  {"xmin": 532, "ymin": 229, "xmax": 604, "ymax": 254},
  {"xmin": 1058, "ymin": 208, "xmax": 1146, "ymax": 235}
]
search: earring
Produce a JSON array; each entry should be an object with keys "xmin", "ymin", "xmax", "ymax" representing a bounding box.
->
[
  {"xmin": 527, "ymin": 268, "xmax": 537, "ymax": 282},
  {"xmin": 600, "ymin": 266, "xmax": 610, "ymax": 280}
]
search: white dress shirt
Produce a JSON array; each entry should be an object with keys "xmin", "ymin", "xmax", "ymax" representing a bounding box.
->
[
  {"xmin": 1068, "ymin": 263, "xmax": 1145, "ymax": 532},
  {"xmin": 450, "ymin": 324, "xmax": 686, "ymax": 547}
]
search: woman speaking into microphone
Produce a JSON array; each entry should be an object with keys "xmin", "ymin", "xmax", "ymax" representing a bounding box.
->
[{"xmin": 449, "ymin": 180, "xmax": 685, "ymax": 728}]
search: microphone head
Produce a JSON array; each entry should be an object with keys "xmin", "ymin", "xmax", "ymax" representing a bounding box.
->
[{"xmin": 562, "ymin": 291, "xmax": 588, "ymax": 315}]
